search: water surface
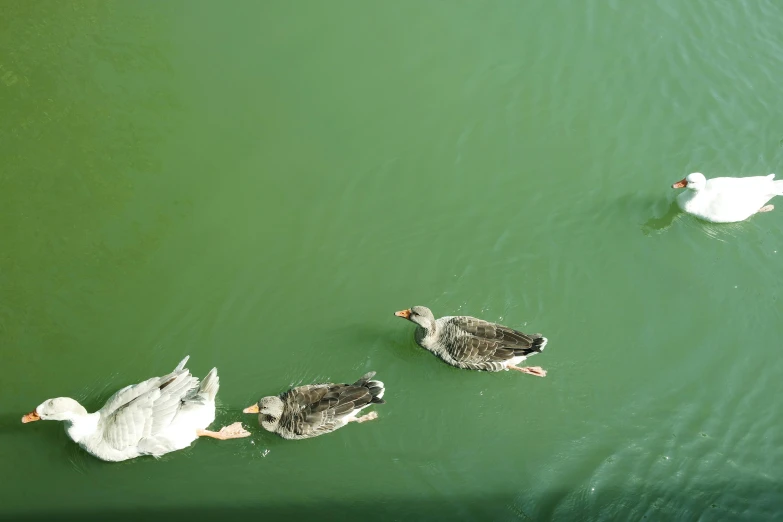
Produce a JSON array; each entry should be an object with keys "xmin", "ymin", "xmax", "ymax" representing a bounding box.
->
[{"xmin": 2, "ymin": 1, "xmax": 783, "ymax": 520}]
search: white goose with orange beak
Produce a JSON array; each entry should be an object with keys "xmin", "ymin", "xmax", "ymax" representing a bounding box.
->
[
  {"xmin": 21, "ymin": 356, "xmax": 250, "ymax": 462},
  {"xmin": 672, "ymin": 172, "xmax": 783, "ymax": 223}
]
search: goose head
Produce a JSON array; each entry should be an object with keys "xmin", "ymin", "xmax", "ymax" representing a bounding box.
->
[
  {"xmin": 22, "ymin": 397, "xmax": 88, "ymax": 424},
  {"xmin": 244, "ymin": 396, "xmax": 284, "ymax": 432},
  {"xmin": 395, "ymin": 306, "xmax": 436, "ymax": 331},
  {"xmin": 672, "ymin": 172, "xmax": 707, "ymax": 191}
]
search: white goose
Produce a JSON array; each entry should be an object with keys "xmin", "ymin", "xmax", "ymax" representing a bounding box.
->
[
  {"xmin": 21, "ymin": 356, "xmax": 250, "ymax": 462},
  {"xmin": 672, "ymin": 172, "xmax": 783, "ymax": 223}
]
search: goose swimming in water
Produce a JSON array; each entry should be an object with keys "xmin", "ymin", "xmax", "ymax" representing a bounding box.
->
[
  {"xmin": 243, "ymin": 371, "xmax": 385, "ymax": 440},
  {"xmin": 394, "ymin": 306, "xmax": 548, "ymax": 377},
  {"xmin": 21, "ymin": 356, "xmax": 250, "ymax": 462},
  {"xmin": 672, "ymin": 172, "xmax": 783, "ymax": 223}
]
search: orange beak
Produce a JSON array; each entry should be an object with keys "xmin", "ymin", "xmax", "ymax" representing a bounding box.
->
[
  {"xmin": 672, "ymin": 178, "xmax": 687, "ymax": 189},
  {"xmin": 394, "ymin": 309, "xmax": 411, "ymax": 319},
  {"xmin": 243, "ymin": 404, "xmax": 259, "ymax": 414},
  {"xmin": 22, "ymin": 410, "xmax": 40, "ymax": 423}
]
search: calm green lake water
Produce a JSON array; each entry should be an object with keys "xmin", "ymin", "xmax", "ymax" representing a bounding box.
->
[{"xmin": 2, "ymin": 1, "xmax": 783, "ymax": 520}]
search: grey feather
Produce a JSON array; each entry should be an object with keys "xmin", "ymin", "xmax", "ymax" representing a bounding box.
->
[{"xmin": 255, "ymin": 372, "xmax": 385, "ymax": 440}]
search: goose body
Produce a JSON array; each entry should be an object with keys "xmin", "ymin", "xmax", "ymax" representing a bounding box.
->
[
  {"xmin": 395, "ymin": 306, "xmax": 548, "ymax": 377},
  {"xmin": 21, "ymin": 356, "xmax": 249, "ymax": 462},
  {"xmin": 244, "ymin": 372, "xmax": 385, "ymax": 440},
  {"xmin": 672, "ymin": 172, "xmax": 783, "ymax": 223}
]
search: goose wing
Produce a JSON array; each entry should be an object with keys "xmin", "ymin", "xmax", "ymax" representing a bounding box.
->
[
  {"xmin": 283, "ymin": 380, "xmax": 376, "ymax": 437},
  {"xmin": 443, "ymin": 316, "xmax": 540, "ymax": 364},
  {"xmin": 98, "ymin": 358, "xmax": 199, "ymax": 451}
]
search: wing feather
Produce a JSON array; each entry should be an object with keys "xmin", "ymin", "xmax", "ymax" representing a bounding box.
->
[
  {"xmin": 100, "ymin": 371, "xmax": 200, "ymax": 451},
  {"xmin": 283, "ymin": 382, "xmax": 375, "ymax": 437},
  {"xmin": 443, "ymin": 316, "xmax": 538, "ymax": 366}
]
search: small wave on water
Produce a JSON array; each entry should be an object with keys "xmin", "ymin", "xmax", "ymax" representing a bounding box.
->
[{"xmin": 504, "ymin": 329, "xmax": 783, "ymax": 520}]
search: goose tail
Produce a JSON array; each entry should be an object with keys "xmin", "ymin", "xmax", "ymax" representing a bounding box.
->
[
  {"xmin": 532, "ymin": 335, "xmax": 548, "ymax": 352},
  {"xmin": 197, "ymin": 367, "xmax": 220, "ymax": 402},
  {"xmin": 515, "ymin": 335, "xmax": 547, "ymax": 357},
  {"xmin": 355, "ymin": 371, "xmax": 385, "ymax": 404}
]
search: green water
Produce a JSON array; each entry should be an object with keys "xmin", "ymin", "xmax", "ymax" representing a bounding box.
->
[{"xmin": 2, "ymin": 1, "xmax": 783, "ymax": 520}]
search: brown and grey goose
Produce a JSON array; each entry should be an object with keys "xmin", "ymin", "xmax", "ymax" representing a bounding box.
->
[
  {"xmin": 394, "ymin": 306, "xmax": 548, "ymax": 377},
  {"xmin": 243, "ymin": 372, "xmax": 385, "ymax": 440}
]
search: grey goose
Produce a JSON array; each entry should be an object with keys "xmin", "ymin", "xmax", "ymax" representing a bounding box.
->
[
  {"xmin": 243, "ymin": 372, "xmax": 385, "ymax": 440},
  {"xmin": 394, "ymin": 306, "xmax": 548, "ymax": 376}
]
